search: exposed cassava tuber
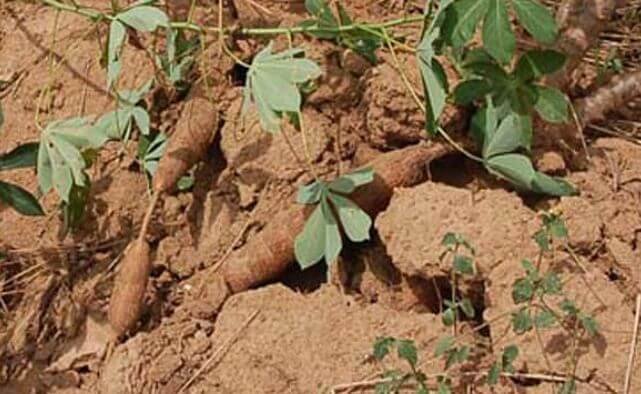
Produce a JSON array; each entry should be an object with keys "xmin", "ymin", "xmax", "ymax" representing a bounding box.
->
[
  {"xmin": 576, "ymin": 70, "xmax": 641, "ymax": 126},
  {"xmin": 108, "ymin": 239, "xmax": 152, "ymax": 337},
  {"xmin": 153, "ymin": 86, "xmax": 219, "ymax": 194},
  {"xmin": 221, "ymin": 142, "xmax": 454, "ymax": 293}
]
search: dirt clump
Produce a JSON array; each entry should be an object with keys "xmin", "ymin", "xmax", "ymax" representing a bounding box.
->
[{"xmin": 188, "ymin": 284, "xmax": 450, "ymax": 393}]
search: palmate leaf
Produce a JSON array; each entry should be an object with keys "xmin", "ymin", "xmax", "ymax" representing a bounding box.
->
[
  {"xmin": 37, "ymin": 117, "xmax": 108, "ymax": 203},
  {"xmin": 0, "ymin": 180, "xmax": 44, "ymax": 216},
  {"xmin": 294, "ymin": 169, "xmax": 374, "ymax": 269},
  {"xmin": 94, "ymin": 81, "xmax": 153, "ymax": 140},
  {"xmin": 243, "ymin": 43, "xmax": 322, "ymax": 133},
  {"xmin": 515, "ymin": 50, "xmax": 566, "ymax": 82}
]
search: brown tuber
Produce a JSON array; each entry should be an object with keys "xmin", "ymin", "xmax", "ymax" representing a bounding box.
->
[
  {"xmin": 152, "ymin": 86, "xmax": 219, "ymax": 194},
  {"xmin": 108, "ymin": 85, "xmax": 219, "ymax": 337},
  {"xmin": 221, "ymin": 142, "xmax": 454, "ymax": 293},
  {"xmin": 108, "ymin": 239, "xmax": 152, "ymax": 337}
]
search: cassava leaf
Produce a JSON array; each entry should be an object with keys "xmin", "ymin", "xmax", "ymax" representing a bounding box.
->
[
  {"xmin": 37, "ymin": 117, "xmax": 107, "ymax": 202},
  {"xmin": 117, "ymin": 5, "xmax": 168, "ymax": 32},
  {"xmin": 483, "ymin": 0, "xmax": 515, "ymax": 64},
  {"xmin": 533, "ymin": 86, "xmax": 569, "ymax": 123},
  {"xmin": 140, "ymin": 132, "xmax": 167, "ymax": 177},
  {"xmin": 0, "ymin": 143, "xmax": 39, "ymax": 171},
  {"xmin": 443, "ymin": 0, "xmax": 490, "ymax": 48},
  {"xmin": 297, "ymin": 180, "xmax": 324, "ymax": 204},
  {"xmin": 483, "ymin": 113, "xmax": 532, "ymax": 158},
  {"xmin": 515, "ymin": 50, "xmax": 566, "ymax": 82},
  {"xmin": 486, "ymin": 153, "xmax": 536, "ymax": 189},
  {"xmin": 512, "ymin": 0, "xmax": 557, "ymax": 44},
  {"xmin": 107, "ymin": 20, "xmax": 126, "ymax": 89},
  {"xmin": 328, "ymin": 167, "xmax": 374, "ymax": 194},
  {"xmin": 243, "ymin": 43, "xmax": 322, "ymax": 133},
  {"xmin": 328, "ymin": 193, "xmax": 372, "ymax": 242},
  {"xmin": 0, "ymin": 180, "xmax": 44, "ymax": 216},
  {"xmin": 294, "ymin": 203, "xmax": 326, "ymax": 269}
]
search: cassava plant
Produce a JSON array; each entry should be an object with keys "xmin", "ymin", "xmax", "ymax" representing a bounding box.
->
[{"xmin": 24, "ymin": 0, "xmax": 627, "ymax": 338}]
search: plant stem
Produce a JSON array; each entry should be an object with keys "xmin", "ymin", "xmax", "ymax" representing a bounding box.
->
[{"xmin": 39, "ymin": 0, "xmax": 425, "ymax": 38}]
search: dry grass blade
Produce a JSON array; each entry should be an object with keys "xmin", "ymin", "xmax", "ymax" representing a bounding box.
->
[{"xmin": 623, "ymin": 294, "xmax": 641, "ymax": 394}]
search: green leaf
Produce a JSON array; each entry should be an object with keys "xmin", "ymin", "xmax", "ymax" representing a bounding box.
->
[
  {"xmin": 534, "ymin": 86, "xmax": 569, "ymax": 123},
  {"xmin": 107, "ymin": 20, "xmax": 126, "ymax": 88},
  {"xmin": 558, "ymin": 379, "xmax": 576, "ymax": 394},
  {"xmin": 531, "ymin": 172, "xmax": 577, "ymax": 196},
  {"xmin": 117, "ymin": 6, "xmax": 168, "ymax": 32},
  {"xmin": 512, "ymin": 278, "xmax": 535, "ymax": 303},
  {"xmin": 453, "ymin": 255, "xmax": 475, "ymax": 275},
  {"xmin": 512, "ymin": 308, "xmax": 533, "ymax": 333},
  {"xmin": 140, "ymin": 132, "xmax": 167, "ymax": 177},
  {"xmin": 483, "ymin": 0, "xmax": 515, "ymax": 64},
  {"xmin": 304, "ymin": 0, "xmax": 338, "ymax": 28},
  {"xmin": 0, "ymin": 180, "xmax": 44, "ymax": 216},
  {"xmin": 443, "ymin": 0, "xmax": 490, "ymax": 48},
  {"xmin": 328, "ymin": 193, "xmax": 372, "ymax": 242},
  {"xmin": 515, "ymin": 50, "xmax": 566, "ymax": 82},
  {"xmin": 471, "ymin": 101, "xmax": 498, "ymax": 145},
  {"xmin": 132, "ymin": 107, "xmax": 151, "ymax": 135},
  {"xmin": 541, "ymin": 271, "xmax": 562, "ymax": 295},
  {"xmin": 244, "ymin": 43, "xmax": 322, "ymax": 133},
  {"xmin": 487, "ymin": 362, "xmax": 500, "ymax": 385},
  {"xmin": 441, "ymin": 232, "xmax": 460, "ymax": 248},
  {"xmin": 61, "ymin": 183, "xmax": 89, "ymax": 235},
  {"xmin": 177, "ymin": 176, "xmax": 194, "ymax": 192},
  {"xmin": 437, "ymin": 380, "xmax": 452, "ymax": 394},
  {"xmin": 534, "ymin": 309, "xmax": 557, "ymax": 329},
  {"xmin": 580, "ymin": 315, "xmax": 599, "ymax": 337},
  {"xmin": 297, "ymin": 180, "xmax": 324, "ymax": 204},
  {"xmin": 321, "ymin": 199, "xmax": 342, "ymax": 263},
  {"xmin": 486, "ymin": 153, "xmax": 536, "ymax": 190},
  {"xmin": 417, "ymin": 29, "xmax": 449, "ymax": 133},
  {"xmin": 0, "ymin": 143, "xmax": 39, "ymax": 171},
  {"xmin": 502, "ymin": 345, "xmax": 519, "ymax": 369},
  {"xmin": 453, "ymin": 79, "xmax": 493, "ymax": 105},
  {"xmin": 294, "ymin": 204, "xmax": 326, "ymax": 269},
  {"xmin": 373, "ymin": 337, "xmax": 395, "ymax": 360},
  {"xmin": 442, "ymin": 307, "xmax": 456, "ymax": 326},
  {"xmin": 512, "ymin": 0, "xmax": 557, "ymax": 44},
  {"xmin": 37, "ymin": 117, "xmax": 107, "ymax": 202},
  {"xmin": 460, "ymin": 298, "xmax": 475, "ymax": 318},
  {"xmin": 434, "ymin": 335, "xmax": 455, "ymax": 357},
  {"xmin": 397, "ymin": 339, "xmax": 418, "ymax": 367},
  {"xmin": 483, "ymin": 113, "xmax": 532, "ymax": 159},
  {"xmin": 446, "ymin": 346, "xmax": 470, "ymax": 369},
  {"xmin": 534, "ymin": 229, "xmax": 550, "ymax": 251},
  {"xmin": 328, "ymin": 167, "xmax": 374, "ymax": 194}
]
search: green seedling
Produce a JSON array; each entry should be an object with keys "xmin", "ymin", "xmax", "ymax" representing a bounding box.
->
[
  {"xmin": 440, "ymin": 233, "xmax": 476, "ymax": 328},
  {"xmin": 373, "ymin": 337, "xmax": 432, "ymax": 394},
  {"xmin": 294, "ymin": 168, "xmax": 374, "ymax": 269}
]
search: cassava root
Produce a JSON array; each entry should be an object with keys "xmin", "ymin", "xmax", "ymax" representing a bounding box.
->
[{"xmin": 221, "ymin": 141, "xmax": 455, "ymax": 293}]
